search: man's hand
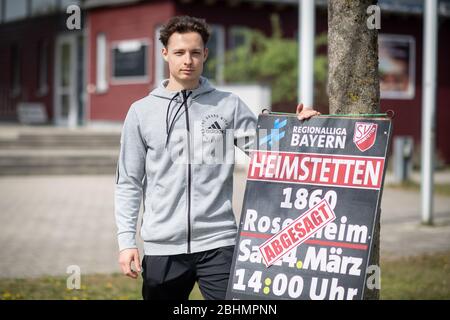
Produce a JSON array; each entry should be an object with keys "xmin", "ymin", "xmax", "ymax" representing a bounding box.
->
[
  {"xmin": 296, "ymin": 103, "xmax": 321, "ymax": 120},
  {"xmin": 118, "ymin": 248, "xmax": 141, "ymax": 279}
]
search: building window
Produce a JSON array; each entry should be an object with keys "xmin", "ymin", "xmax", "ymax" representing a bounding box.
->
[
  {"xmin": 203, "ymin": 25, "xmax": 225, "ymax": 84},
  {"xmin": 59, "ymin": 0, "xmax": 80, "ymax": 11},
  {"xmin": 96, "ymin": 33, "xmax": 108, "ymax": 92},
  {"xmin": 5, "ymin": 0, "xmax": 27, "ymax": 22},
  {"xmin": 31, "ymin": 0, "xmax": 57, "ymax": 16},
  {"xmin": 0, "ymin": 0, "xmax": 4, "ymax": 23},
  {"xmin": 37, "ymin": 39, "xmax": 49, "ymax": 96},
  {"xmin": 11, "ymin": 44, "xmax": 21, "ymax": 97},
  {"xmin": 111, "ymin": 39, "xmax": 149, "ymax": 83},
  {"xmin": 154, "ymin": 26, "xmax": 169, "ymax": 86},
  {"xmin": 379, "ymin": 34, "xmax": 416, "ymax": 100}
]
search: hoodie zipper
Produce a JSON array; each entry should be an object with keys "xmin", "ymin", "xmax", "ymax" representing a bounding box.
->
[{"xmin": 182, "ymin": 90, "xmax": 192, "ymax": 254}]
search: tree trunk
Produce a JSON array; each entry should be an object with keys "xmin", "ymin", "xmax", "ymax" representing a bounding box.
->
[
  {"xmin": 328, "ymin": 0, "xmax": 380, "ymax": 299},
  {"xmin": 328, "ymin": 0, "xmax": 380, "ymax": 114}
]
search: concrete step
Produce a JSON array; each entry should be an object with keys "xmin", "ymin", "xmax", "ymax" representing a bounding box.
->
[
  {"xmin": 0, "ymin": 149, "xmax": 118, "ymax": 175},
  {"xmin": 0, "ymin": 149, "xmax": 119, "ymax": 175},
  {"xmin": 0, "ymin": 133, "xmax": 121, "ymax": 149},
  {"xmin": 0, "ymin": 125, "xmax": 122, "ymax": 175}
]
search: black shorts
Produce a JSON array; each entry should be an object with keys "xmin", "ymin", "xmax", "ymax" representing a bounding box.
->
[{"xmin": 141, "ymin": 245, "xmax": 234, "ymax": 300}]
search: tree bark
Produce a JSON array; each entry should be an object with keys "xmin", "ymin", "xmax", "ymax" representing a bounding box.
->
[
  {"xmin": 328, "ymin": 0, "xmax": 380, "ymax": 299},
  {"xmin": 328, "ymin": 0, "xmax": 380, "ymax": 114}
]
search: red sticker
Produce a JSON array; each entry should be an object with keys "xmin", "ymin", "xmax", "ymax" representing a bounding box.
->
[{"xmin": 259, "ymin": 199, "xmax": 336, "ymax": 267}]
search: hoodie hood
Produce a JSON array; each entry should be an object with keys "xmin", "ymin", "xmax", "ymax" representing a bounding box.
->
[
  {"xmin": 150, "ymin": 77, "xmax": 216, "ymax": 148},
  {"xmin": 150, "ymin": 76, "xmax": 216, "ymax": 101}
]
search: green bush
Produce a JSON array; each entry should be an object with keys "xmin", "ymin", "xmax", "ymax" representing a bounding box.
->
[{"xmin": 208, "ymin": 14, "xmax": 328, "ymax": 108}]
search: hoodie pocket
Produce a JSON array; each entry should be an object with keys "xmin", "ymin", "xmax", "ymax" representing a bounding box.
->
[
  {"xmin": 150, "ymin": 184, "xmax": 166, "ymax": 213},
  {"xmin": 141, "ymin": 183, "xmax": 186, "ymax": 242}
]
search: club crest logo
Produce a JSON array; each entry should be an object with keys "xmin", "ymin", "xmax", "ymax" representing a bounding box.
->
[{"xmin": 353, "ymin": 122, "xmax": 378, "ymax": 152}]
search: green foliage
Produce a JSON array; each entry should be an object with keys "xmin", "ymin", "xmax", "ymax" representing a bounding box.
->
[{"xmin": 208, "ymin": 14, "xmax": 328, "ymax": 106}]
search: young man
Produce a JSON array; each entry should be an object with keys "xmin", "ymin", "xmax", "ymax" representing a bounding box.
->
[{"xmin": 114, "ymin": 16, "xmax": 319, "ymax": 300}]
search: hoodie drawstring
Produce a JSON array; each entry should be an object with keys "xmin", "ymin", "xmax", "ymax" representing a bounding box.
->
[
  {"xmin": 165, "ymin": 90, "xmax": 192, "ymax": 148},
  {"xmin": 165, "ymin": 93, "xmax": 179, "ymax": 136}
]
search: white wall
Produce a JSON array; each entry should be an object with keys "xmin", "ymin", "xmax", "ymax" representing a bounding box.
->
[
  {"xmin": 215, "ymin": 84, "xmax": 272, "ymax": 169},
  {"xmin": 215, "ymin": 84, "xmax": 271, "ymax": 116}
]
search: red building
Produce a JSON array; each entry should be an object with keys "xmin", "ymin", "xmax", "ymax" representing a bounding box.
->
[{"xmin": 0, "ymin": 0, "xmax": 450, "ymax": 163}]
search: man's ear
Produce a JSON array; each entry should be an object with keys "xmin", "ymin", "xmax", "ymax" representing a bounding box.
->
[
  {"xmin": 203, "ymin": 47, "xmax": 208, "ymax": 61},
  {"xmin": 162, "ymin": 47, "xmax": 169, "ymax": 62}
]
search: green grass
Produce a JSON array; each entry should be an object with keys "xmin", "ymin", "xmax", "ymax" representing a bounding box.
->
[
  {"xmin": 0, "ymin": 273, "xmax": 203, "ymax": 300},
  {"xmin": 386, "ymin": 181, "xmax": 450, "ymax": 197},
  {"xmin": 1, "ymin": 252, "xmax": 449, "ymax": 300},
  {"xmin": 380, "ymin": 251, "xmax": 450, "ymax": 300}
]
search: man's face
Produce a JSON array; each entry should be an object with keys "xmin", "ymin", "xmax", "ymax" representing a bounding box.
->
[{"xmin": 162, "ymin": 32, "xmax": 208, "ymax": 84}]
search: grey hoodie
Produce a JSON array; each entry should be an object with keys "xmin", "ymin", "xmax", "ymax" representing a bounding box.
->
[{"xmin": 114, "ymin": 77, "xmax": 257, "ymax": 255}]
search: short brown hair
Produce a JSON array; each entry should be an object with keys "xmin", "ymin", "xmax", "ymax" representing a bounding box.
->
[{"xmin": 159, "ymin": 16, "xmax": 211, "ymax": 47}]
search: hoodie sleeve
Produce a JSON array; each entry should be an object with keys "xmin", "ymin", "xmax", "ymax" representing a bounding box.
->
[
  {"xmin": 233, "ymin": 96, "xmax": 257, "ymax": 155},
  {"xmin": 114, "ymin": 105, "xmax": 147, "ymax": 252}
]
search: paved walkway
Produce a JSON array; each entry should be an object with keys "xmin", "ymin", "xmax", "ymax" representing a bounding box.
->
[{"xmin": 0, "ymin": 170, "xmax": 449, "ymax": 279}]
